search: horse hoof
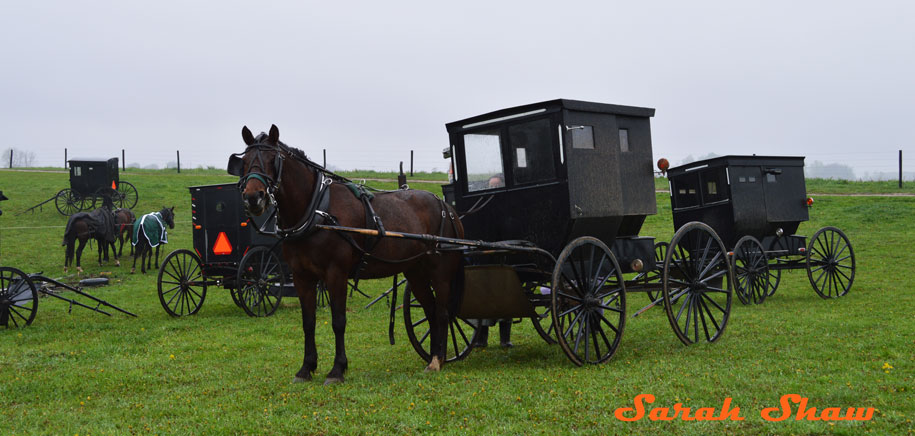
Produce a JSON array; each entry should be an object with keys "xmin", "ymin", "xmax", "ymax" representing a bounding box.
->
[
  {"xmin": 425, "ymin": 356, "xmax": 442, "ymax": 372},
  {"xmin": 324, "ymin": 377, "xmax": 344, "ymax": 385},
  {"xmin": 292, "ymin": 376, "xmax": 310, "ymax": 383}
]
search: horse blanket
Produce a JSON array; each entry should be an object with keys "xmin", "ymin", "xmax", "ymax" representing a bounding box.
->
[
  {"xmin": 61, "ymin": 206, "xmax": 117, "ymax": 246},
  {"xmin": 132, "ymin": 212, "xmax": 168, "ymax": 247}
]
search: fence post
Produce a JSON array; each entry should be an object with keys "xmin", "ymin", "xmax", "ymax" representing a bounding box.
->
[
  {"xmin": 122, "ymin": 149, "xmax": 126, "ymax": 171},
  {"xmin": 65, "ymin": 148, "xmax": 68, "ymax": 168},
  {"xmin": 410, "ymin": 150, "xmax": 414, "ymax": 176},
  {"xmin": 177, "ymin": 150, "xmax": 181, "ymax": 173},
  {"xmin": 900, "ymin": 150, "xmax": 903, "ymax": 188},
  {"xmin": 9, "ymin": 149, "xmax": 12, "ymax": 168}
]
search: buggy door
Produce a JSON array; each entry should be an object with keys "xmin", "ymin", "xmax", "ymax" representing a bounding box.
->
[{"xmin": 197, "ymin": 187, "xmax": 248, "ymax": 264}]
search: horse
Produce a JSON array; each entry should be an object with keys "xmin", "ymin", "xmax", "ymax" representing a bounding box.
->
[
  {"xmin": 229, "ymin": 125, "xmax": 464, "ymax": 384},
  {"xmin": 63, "ymin": 196, "xmax": 119, "ymax": 274},
  {"xmin": 113, "ymin": 208, "xmax": 136, "ymax": 257},
  {"xmin": 131, "ymin": 207, "xmax": 175, "ymax": 273}
]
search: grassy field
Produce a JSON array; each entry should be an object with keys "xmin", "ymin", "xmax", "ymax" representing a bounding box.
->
[{"xmin": 0, "ymin": 169, "xmax": 912, "ymax": 435}]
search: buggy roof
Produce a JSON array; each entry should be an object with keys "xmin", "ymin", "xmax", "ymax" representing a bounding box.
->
[
  {"xmin": 446, "ymin": 99, "xmax": 655, "ymax": 133},
  {"xmin": 667, "ymin": 155, "xmax": 805, "ymax": 177},
  {"xmin": 68, "ymin": 157, "xmax": 118, "ymax": 164}
]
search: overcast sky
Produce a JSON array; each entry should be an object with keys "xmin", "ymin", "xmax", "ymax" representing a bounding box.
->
[{"xmin": 1, "ymin": 1, "xmax": 912, "ymax": 178}]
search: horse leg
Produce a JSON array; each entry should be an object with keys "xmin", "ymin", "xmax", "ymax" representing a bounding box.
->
[
  {"xmin": 428, "ymin": 274, "xmax": 455, "ymax": 371},
  {"xmin": 132, "ymin": 244, "xmax": 141, "ymax": 273},
  {"xmin": 291, "ymin": 273, "xmax": 319, "ymax": 383},
  {"xmin": 75, "ymin": 238, "xmax": 87, "ymax": 274},
  {"xmin": 324, "ymin": 269, "xmax": 350, "ymax": 385},
  {"xmin": 111, "ymin": 241, "xmax": 120, "ymax": 267},
  {"xmin": 154, "ymin": 245, "xmax": 160, "ymax": 269},
  {"xmin": 97, "ymin": 238, "xmax": 105, "ymax": 267},
  {"xmin": 404, "ymin": 271, "xmax": 442, "ymax": 371}
]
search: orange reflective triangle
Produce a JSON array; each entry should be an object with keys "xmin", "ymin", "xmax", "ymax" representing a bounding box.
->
[
  {"xmin": 213, "ymin": 231, "xmax": 233, "ymax": 255},
  {"xmin": 111, "ymin": 180, "xmax": 117, "ymax": 189}
]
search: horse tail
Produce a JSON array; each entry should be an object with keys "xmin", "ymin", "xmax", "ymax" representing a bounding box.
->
[
  {"xmin": 447, "ymin": 258, "xmax": 466, "ymax": 318},
  {"xmin": 62, "ymin": 215, "xmax": 77, "ymax": 246}
]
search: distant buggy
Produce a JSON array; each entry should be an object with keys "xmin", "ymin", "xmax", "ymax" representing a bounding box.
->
[
  {"xmin": 56, "ymin": 158, "xmax": 138, "ymax": 215},
  {"xmin": 667, "ymin": 156, "xmax": 856, "ymax": 304}
]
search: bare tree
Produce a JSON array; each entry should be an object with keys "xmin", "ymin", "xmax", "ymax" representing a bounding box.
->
[{"xmin": 1, "ymin": 148, "xmax": 37, "ymax": 168}]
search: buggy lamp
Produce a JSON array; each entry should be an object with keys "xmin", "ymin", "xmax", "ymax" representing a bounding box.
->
[
  {"xmin": 806, "ymin": 197, "xmax": 814, "ymax": 207},
  {"xmin": 240, "ymin": 222, "xmax": 248, "ymax": 227},
  {"xmin": 776, "ymin": 228, "xmax": 784, "ymax": 237},
  {"xmin": 194, "ymin": 225, "xmax": 202, "ymax": 230},
  {"xmin": 657, "ymin": 158, "xmax": 670, "ymax": 173},
  {"xmin": 630, "ymin": 259, "xmax": 644, "ymax": 272}
]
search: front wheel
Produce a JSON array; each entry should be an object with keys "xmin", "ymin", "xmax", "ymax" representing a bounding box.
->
[
  {"xmin": 732, "ymin": 235, "xmax": 769, "ymax": 305},
  {"xmin": 403, "ymin": 283, "xmax": 477, "ymax": 363},
  {"xmin": 55, "ymin": 189, "xmax": 80, "ymax": 216},
  {"xmin": 236, "ymin": 246, "xmax": 285, "ymax": 317},
  {"xmin": 0, "ymin": 267, "xmax": 38, "ymax": 328},
  {"xmin": 551, "ymin": 237, "xmax": 626, "ymax": 366},
  {"xmin": 806, "ymin": 226, "xmax": 855, "ymax": 298},
  {"xmin": 662, "ymin": 222, "xmax": 733, "ymax": 345},
  {"xmin": 157, "ymin": 249, "xmax": 207, "ymax": 317}
]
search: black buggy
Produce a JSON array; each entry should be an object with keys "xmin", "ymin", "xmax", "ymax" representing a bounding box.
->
[
  {"xmin": 666, "ymin": 156, "xmax": 856, "ymax": 304},
  {"xmin": 55, "ymin": 158, "xmax": 139, "ymax": 215},
  {"xmin": 398, "ymin": 99, "xmax": 736, "ymax": 366},
  {"xmin": 155, "ymin": 183, "xmax": 295, "ymax": 317}
]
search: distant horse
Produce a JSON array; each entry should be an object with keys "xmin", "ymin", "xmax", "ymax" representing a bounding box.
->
[
  {"xmin": 63, "ymin": 197, "xmax": 119, "ymax": 274},
  {"xmin": 229, "ymin": 125, "xmax": 464, "ymax": 384},
  {"xmin": 114, "ymin": 208, "xmax": 136, "ymax": 257},
  {"xmin": 131, "ymin": 207, "xmax": 175, "ymax": 273}
]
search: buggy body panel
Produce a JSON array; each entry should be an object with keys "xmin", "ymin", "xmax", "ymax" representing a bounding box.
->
[{"xmin": 68, "ymin": 158, "xmax": 119, "ymax": 196}]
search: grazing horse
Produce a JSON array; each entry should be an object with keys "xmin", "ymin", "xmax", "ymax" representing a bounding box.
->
[
  {"xmin": 131, "ymin": 207, "xmax": 175, "ymax": 273},
  {"xmin": 229, "ymin": 125, "xmax": 464, "ymax": 384},
  {"xmin": 114, "ymin": 208, "xmax": 136, "ymax": 257},
  {"xmin": 63, "ymin": 197, "xmax": 119, "ymax": 274}
]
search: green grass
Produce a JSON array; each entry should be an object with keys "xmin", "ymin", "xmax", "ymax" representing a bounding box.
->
[{"xmin": 1, "ymin": 170, "xmax": 912, "ymax": 435}]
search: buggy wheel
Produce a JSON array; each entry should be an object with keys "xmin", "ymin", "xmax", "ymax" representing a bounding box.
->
[
  {"xmin": 403, "ymin": 283, "xmax": 477, "ymax": 363},
  {"xmin": 236, "ymin": 246, "xmax": 284, "ymax": 317},
  {"xmin": 0, "ymin": 267, "xmax": 38, "ymax": 328},
  {"xmin": 94, "ymin": 187, "xmax": 117, "ymax": 207},
  {"xmin": 229, "ymin": 287, "xmax": 245, "ymax": 309},
  {"xmin": 806, "ymin": 226, "xmax": 855, "ymax": 298},
  {"xmin": 550, "ymin": 237, "xmax": 626, "ymax": 366},
  {"xmin": 526, "ymin": 279, "xmax": 557, "ymax": 345},
  {"xmin": 115, "ymin": 181, "xmax": 139, "ymax": 210},
  {"xmin": 55, "ymin": 189, "xmax": 80, "ymax": 215},
  {"xmin": 157, "ymin": 249, "xmax": 207, "ymax": 317},
  {"xmin": 663, "ymin": 222, "xmax": 733, "ymax": 345},
  {"xmin": 317, "ymin": 281, "xmax": 329, "ymax": 308},
  {"xmin": 732, "ymin": 236, "xmax": 769, "ymax": 305},
  {"xmin": 646, "ymin": 241, "xmax": 668, "ymax": 303}
]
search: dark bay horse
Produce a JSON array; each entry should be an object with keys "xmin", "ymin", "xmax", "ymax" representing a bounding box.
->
[
  {"xmin": 63, "ymin": 198, "xmax": 119, "ymax": 274},
  {"xmin": 230, "ymin": 125, "xmax": 464, "ymax": 384},
  {"xmin": 131, "ymin": 207, "xmax": 175, "ymax": 273},
  {"xmin": 114, "ymin": 208, "xmax": 136, "ymax": 257}
]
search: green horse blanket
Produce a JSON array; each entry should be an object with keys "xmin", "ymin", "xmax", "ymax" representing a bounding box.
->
[{"xmin": 132, "ymin": 212, "xmax": 168, "ymax": 247}]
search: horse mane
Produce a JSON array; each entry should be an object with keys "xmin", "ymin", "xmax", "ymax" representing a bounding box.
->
[{"xmin": 254, "ymin": 132, "xmax": 352, "ymax": 184}]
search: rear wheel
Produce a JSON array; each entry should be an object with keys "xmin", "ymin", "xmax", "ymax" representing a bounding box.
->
[
  {"xmin": 645, "ymin": 241, "xmax": 668, "ymax": 303},
  {"xmin": 157, "ymin": 249, "xmax": 207, "ymax": 317},
  {"xmin": 115, "ymin": 181, "xmax": 139, "ymax": 210},
  {"xmin": 662, "ymin": 222, "xmax": 733, "ymax": 345},
  {"xmin": 403, "ymin": 283, "xmax": 476, "ymax": 363},
  {"xmin": 806, "ymin": 226, "xmax": 855, "ymax": 298},
  {"xmin": 55, "ymin": 189, "xmax": 80, "ymax": 215},
  {"xmin": 732, "ymin": 236, "xmax": 769, "ymax": 305},
  {"xmin": 551, "ymin": 237, "xmax": 626, "ymax": 366},
  {"xmin": 0, "ymin": 267, "xmax": 38, "ymax": 328},
  {"xmin": 236, "ymin": 246, "xmax": 285, "ymax": 317}
]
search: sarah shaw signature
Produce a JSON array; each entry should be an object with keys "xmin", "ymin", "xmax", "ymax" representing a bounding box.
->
[{"xmin": 613, "ymin": 394, "xmax": 874, "ymax": 422}]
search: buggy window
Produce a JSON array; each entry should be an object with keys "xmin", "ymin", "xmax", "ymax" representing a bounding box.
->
[
  {"xmin": 700, "ymin": 169, "xmax": 729, "ymax": 203},
  {"xmin": 509, "ymin": 118, "xmax": 555, "ymax": 185},
  {"xmin": 73, "ymin": 167, "xmax": 82, "ymax": 177},
  {"xmin": 464, "ymin": 129, "xmax": 505, "ymax": 192},
  {"xmin": 673, "ymin": 174, "xmax": 700, "ymax": 208}
]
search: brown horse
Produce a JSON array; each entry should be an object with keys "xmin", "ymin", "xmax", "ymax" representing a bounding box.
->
[
  {"xmin": 63, "ymin": 198, "xmax": 119, "ymax": 274},
  {"xmin": 230, "ymin": 125, "xmax": 464, "ymax": 384},
  {"xmin": 114, "ymin": 208, "xmax": 136, "ymax": 257}
]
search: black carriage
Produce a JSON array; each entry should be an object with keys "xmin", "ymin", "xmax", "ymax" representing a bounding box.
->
[
  {"xmin": 155, "ymin": 183, "xmax": 295, "ymax": 317},
  {"xmin": 666, "ymin": 155, "xmax": 855, "ymax": 304},
  {"xmin": 400, "ymin": 99, "xmax": 735, "ymax": 366},
  {"xmin": 55, "ymin": 158, "xmax": 138, "ymax": 215}
]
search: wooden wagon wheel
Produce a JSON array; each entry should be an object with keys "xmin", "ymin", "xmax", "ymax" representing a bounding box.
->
[
  {"xmin": 806, "ymin": 226, "xmax": 855, "ymax": 298},
  {"xmin": 527, "ymin": 279, "xmax": 558, "ymax": 345},
  {"xmin": 662, "ymin": 222, "xmax": 733, "ymax": 345},
  {"xmin": 115, "ymin": 181, "xmax": 139, "ymax": 210},
  {"xmin": 157, "ymin": 249, "xmax": 207, "ymax": 317},
  {"xmin": 236, "ymin": 246, "xmax": 285, "ymax": 317},
  {"xmin": 402, "ymin": 282, "xmax": 477, "ymax": 363},
  {"xmin": 0, "ymin": 267, "xmax": 38, "ymax": 328},
  {"xmin": 550, "ymin": 236, "xmax": 626, "ymax": 366},
  {"xmin": 54, "ymin": 189, "xmax": 80, "ymax": 216},
  {"xmin": 645, "ymin": 241, "xmax": 668, "ymax": 303},
  {"xmin": 732, "ymin": 235, "xmax": 769, "ymax": 305}
]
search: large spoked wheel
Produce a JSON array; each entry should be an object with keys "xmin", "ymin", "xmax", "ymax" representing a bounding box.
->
[
  {"xmin": 550, "ymin": 237, "xmax": 626, "ymax": 366},
  {"xmin": 0, "ymin": 267, "xmax": 38, "ymax": 328},
  {"xmin": 115, "ymin": 181, "xmax": 139, "ymax": 210},
  {"xmin": 645, "ymin": 241, "xmax": 668, "ymax": 303},
  {"xmin": 403, "ymin": 283, "xmax": 477, "ymax": 363},
  {"xmin": 732, "ymin": 235, "xmax": 769, "ymax": 305},
  {"xmin": 662, "ymin": 222, "xmax": 733, "ymax": 345},
  {"xmin": 806, "ymin": 226, "xmax": 855, "ymax": 298},
  {"xmin": 526, "ymin": 279, "xmax": 557, "ymax": 345},
  {"xmin": 157, "ymin": 249, "xmax": 207, "ymax": 317},
  {"xmin": 236, "ymin": 246, "xmax": 285, "ymax": 317},
  {"xmin": 55, "ymin": 189, "xmax": 80, "ymax": 216}
]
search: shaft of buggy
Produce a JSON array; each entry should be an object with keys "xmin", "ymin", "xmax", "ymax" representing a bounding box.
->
[
  {"xmin": 31, "ymin": 274, "xmax": 138, "ymax": 318},
  {"xmin": 37, "ymin": 289, "xmax": 113, "ymax": 316}
]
